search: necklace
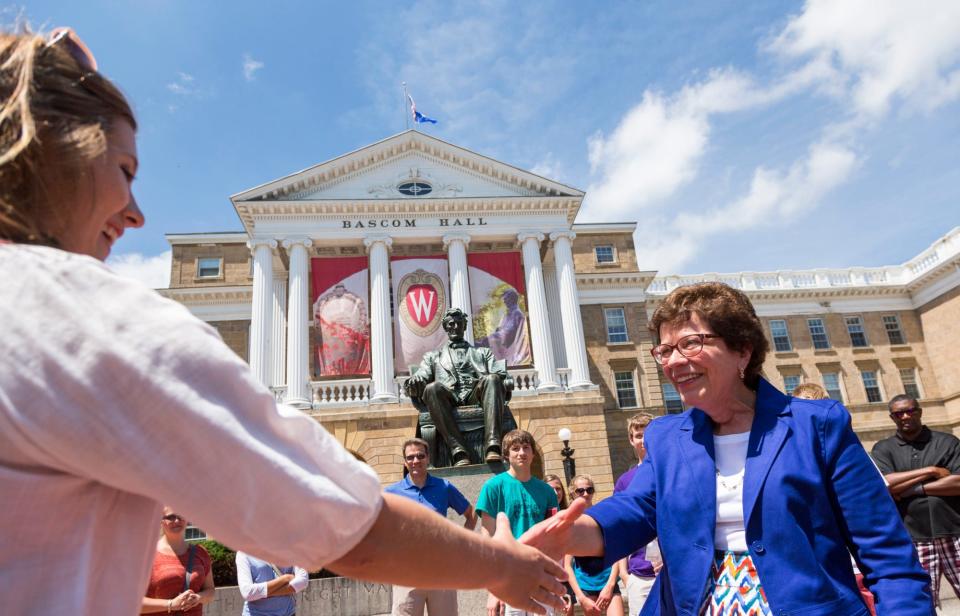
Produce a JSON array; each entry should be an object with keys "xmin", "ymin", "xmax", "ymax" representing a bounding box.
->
[{"xmin": 716, "ymin": 469, "xmax": 743, "ymax": 491}]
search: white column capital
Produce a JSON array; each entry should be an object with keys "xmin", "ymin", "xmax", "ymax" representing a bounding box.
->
[
  {"xmin": 247, "ymin": 238, "xmax": 278, "ymax": 253},
  {"xmin": 363, "ymin": 235, "xmax": 394, "ymax": 252},
  {"xmin": 442, "ymin": 233, "xmax": 472, "ymax": 249},
  {"xmin": 517, "ymin": 231, "xmax": 545, "ymax": 245},
  {"xmin": 281, "ymin": 237, "xmax": 313, "ymax": 250},
  {"xmin": 549, "ymin": 230, "xmax": 576, "ymax": 242}
]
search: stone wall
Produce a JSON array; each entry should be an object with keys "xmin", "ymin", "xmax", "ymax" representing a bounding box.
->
[
  {"xmin": 205, "ymin": 577, "xmax": 391, "ymax": 616},
  {"xmin": 170, "ymin": 243, "xmax": 251, "ymax": 288},
  {"xmin": 570, "ymin": 231, "xmax": 638, "ymax": 275},
  {"xmin": 917, "ymin": 284, "xmax": 960, "ymax": 429},
  {"xmin": 210, "ymin": 320, "xmax": 250, "ymax": 361}
]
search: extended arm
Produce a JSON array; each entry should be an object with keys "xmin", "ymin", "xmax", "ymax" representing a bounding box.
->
[
  {"xmin": 462, "ymin": 504, "xmax": 478, "ymax": 530},
  {"xmin": 329, "ymin": 494, "xmax": 567, "ymax": 613}
]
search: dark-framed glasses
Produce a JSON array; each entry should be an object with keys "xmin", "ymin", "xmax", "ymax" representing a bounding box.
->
[
  {"xmin": 44, "ymin": 27, "xmax": 98, "ymax": 72},
  {"xmin": 405, "ymin": 453, "xmax": 427, "ymax": 462},
  {"xmin": 651, "ymin": 333, "xmax": 723, "ymax": 365},
  {"xmin": 891, "ymin": 407, "xmax": 921, "ymax": 419},
  {"xmin": 162, "ymin": 513, "xmax": 185, "ymax": 523},
  {"xmin": 574, "ymin": 486, "xmax": 596, "ymax": 496}
]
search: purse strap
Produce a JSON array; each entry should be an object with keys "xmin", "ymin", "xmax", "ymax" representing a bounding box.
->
[{"xmin": 183, "ymin": 545, "xmax": 195, "ymax": 592}]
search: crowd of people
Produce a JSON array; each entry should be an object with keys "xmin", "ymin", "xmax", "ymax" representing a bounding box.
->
[{"xmin": 4, "ymin": 23, "xmax": 960, "ymax": 616}]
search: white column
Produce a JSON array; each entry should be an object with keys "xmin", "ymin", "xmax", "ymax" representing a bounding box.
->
[
  {"xmin": 270, "ymin": 275, "xmax": 287, "ymax": 388},
  {"xmin": 248, "ymin": 239, "xmax": 277, "ymax": 387},
  {"xmin": 517, "ymin": 232, "xmax": 561, "ymax": 392},
  {"xmin": 550, "ymin": 230, "xmax": 593, "ymax": 389},
  {"xmin": 364, "ymin": 235, "xmax": 398, "ymax": 403},
  {"xmin": 283, "ymin": 238, "xmax": 313, "ymax": 408},
  {"xmin": 542, "ymin": 264, "xmax": 568, "ymax": 369},
  {"xmin": 443, "ymin": 232, "xmax": 473, "ymax": 343}
]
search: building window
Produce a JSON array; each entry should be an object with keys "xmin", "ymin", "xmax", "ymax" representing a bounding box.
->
[
  {"xmin": 604, "ymin": 307, "xmax": 629, "ymax": 343},
  {"xmin": 883, "ymin": 315, "xmax": 905, "ymax": 345},
  {"xmin": 861, "ymin": 370, "xmax": 883, "ymax": 403},
  {"xmin": 769, "ymin": 320, "xmax": 792, "ymax": 352},
  {"xmin": 197, "ymin": 257, "xmax": 222, "ymax": 278},
  {"xmin": 899, "ymin": 368, "xmax": 922, "ymax": 399},
  {"xmin": 822, "ymin": 372, "xmax": 843, "ymax": 402},
  {"xmin": 782, "ymin": 374, "xmax": 801, "ymax": 394},
  {"xmin": 614, "ymin": 371, "xmax": 638, "ymax": 409},
  {"xmin": 662, "ymin": 381, "xmax": 684, "ymax": 413},
  {"xmin": 807, "ymin": 318, "xmax": 830, "ymax": 349},
  {"xmin": 185, "ymin": 525, "xmax": 207, "ymax": 541},
  {"xmin": 845, "ymin": 316, "xmax": 868, "ymax": 347},
  {"xmin": 595, "ymin": 245, "xmax": 615, "ymax": 264}
]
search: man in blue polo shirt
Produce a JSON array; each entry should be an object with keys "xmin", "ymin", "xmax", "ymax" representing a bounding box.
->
[{"xmin": 385, "ymin": 438, "xmax": 477, "ymax": 615}]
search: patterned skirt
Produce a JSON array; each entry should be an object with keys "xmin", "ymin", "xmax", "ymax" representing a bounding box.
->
[{"xmin": 700, "ymin": 550, "xmax": 772, "ymax": 616}]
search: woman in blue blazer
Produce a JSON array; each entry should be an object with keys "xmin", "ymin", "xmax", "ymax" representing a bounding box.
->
[{"xmin": 525, "ymin": 282, "xmax": 931, "ymax": 615}]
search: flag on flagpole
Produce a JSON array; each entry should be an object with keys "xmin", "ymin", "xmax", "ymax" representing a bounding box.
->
[{"xmin": 407, "ymin": 94, "xmax": 438, "ymax": 124}]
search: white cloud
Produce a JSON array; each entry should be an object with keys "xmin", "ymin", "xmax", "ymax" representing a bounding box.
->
[
  {"xmin": 770, "ymin": 0, "xmax": 960, "ymax": 117},
  {"xmin": 585, "ymin": 0, "xmax": 960, "ymax": 271},
  {"xmin": 167, "ymin": 72, "xmax": 195, "ymax": 95},
  {"xmin": 107, "ymin": 251, "xmax": 171, "ymax": 289},
  {"xmin": 242, "ymin": 53, "xmax": 264, "ymax": 82}
]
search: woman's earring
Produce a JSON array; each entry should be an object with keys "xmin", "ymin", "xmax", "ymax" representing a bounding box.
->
[{"xmin": 739, "ymin": 367, "xmax": 745, "ymax": 380}]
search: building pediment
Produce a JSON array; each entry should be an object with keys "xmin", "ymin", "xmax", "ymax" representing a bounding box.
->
[{"xmin": 232, "ymin": 130, "xmax": 582, "ymax": 204}]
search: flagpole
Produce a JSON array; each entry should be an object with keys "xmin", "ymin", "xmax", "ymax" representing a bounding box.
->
[{"xmin": 402, "ymin": 81, "xmax": 409, "ymax": 131}]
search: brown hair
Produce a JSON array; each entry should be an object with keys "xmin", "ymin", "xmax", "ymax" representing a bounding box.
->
[
  {"xmin": 0, "ymin": 27, "xmax": 136, "ymax": 247},
  {"xmin": 627, "ymin": 412, "xmax": 654, "ymax": 433},
  {"xmin": 543, "ymin": 473, "xmax": 569, "ymax": 510},
  {"xmin": 792, "ymin": 382, "xmax": 828, "ymax": 400},
  {"xmin": 402, "ymin": 437, "xmax": 430, "ymax": 458},
  {"xmin": 502, "ymin": 428, "xmax": 536, "ymax": 452},
  {"xmin": 649, "ymin": 282, "xmax": 768, "ymax": 388}
]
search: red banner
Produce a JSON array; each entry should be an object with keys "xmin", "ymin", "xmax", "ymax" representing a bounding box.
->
[
  {"xmin": 310, "ymin": 257, "xmax": 370, "ymax": 377},
  {"xmin": 468, "ymin": 252, "xmax": 532, "ymax": 366},
  {"xmin": 391, "ymin": 255, "xmax": 450, "ymax": 370}
]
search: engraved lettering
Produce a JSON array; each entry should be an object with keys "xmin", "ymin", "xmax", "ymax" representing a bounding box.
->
[{"xmin": 405, "ymin": 219, "xmax": 416, "ymax": 227}]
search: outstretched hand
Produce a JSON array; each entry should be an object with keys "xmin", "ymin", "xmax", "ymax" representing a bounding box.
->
[
  {"xmin": 487, "ymin": 513, "xmax": 567, "ymax": 614},
  {"xmin": 519, "ymin": 497, "xmax": 590, "ymax": 560}
]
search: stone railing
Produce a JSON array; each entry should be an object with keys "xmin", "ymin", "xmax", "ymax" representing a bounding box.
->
[
  {"xmin": 647, "ymin": 226, "xmax": 960, "ymax": 296},
  {"xmin": 557, "ymin": 368, "xmax": 571, "ymax": 389},
  {"xmin": 511, "ymin": 367, "xmax": 539, "ymax": 395},
  {"xmin": 310, "ymin": 378, "xmax": 372, "ymax": 408},
  {"xmin": 269, "ymin": 385, "xmax": 287, "ymax": 403}
]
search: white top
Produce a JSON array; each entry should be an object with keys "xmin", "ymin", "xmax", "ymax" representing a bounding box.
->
[
  {"xmin": 0, "ymin": 245, "xmax": 383, "ymax": 615},
  {"xmin": 236, "ymin": 551, "xmax": 309, "ymax": 601},
  {"xmin": 713, "ymin": 431, "xmax": 751, "ymax": 552}
]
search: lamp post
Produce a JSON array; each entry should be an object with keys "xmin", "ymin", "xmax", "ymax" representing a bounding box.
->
[{"xmin": 558, "ymin": 427, "xmax": 575, "ymax": 485}]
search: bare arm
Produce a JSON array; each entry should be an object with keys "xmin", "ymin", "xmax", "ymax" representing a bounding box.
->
[
  {"xmin": 520, "ymin": 499, "xmax": 603, "ymax": 561},
  {"xmin": 328, "ymin": 494, "xmax": 567, "ymax": 613},
  {"xmin": 197, "ymin": 567, "xmax": 216, "ymax": 604},
  {"xmin": 884, "ymin": 467, "xmax": 946, "ymax": 495},
  {"xmin": 920, "ymin": 474, "xmax": 960, "ymax": 496},
  {"xmin": 463, "ymin": 504, "xmax": 478, "ymax": 531}
]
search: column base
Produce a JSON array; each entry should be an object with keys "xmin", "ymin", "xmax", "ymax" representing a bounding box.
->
[
  {"xmin": 567, "ymin": 381, "xmax": 598, "ymax": 391},
  {"xmin": 536, "ymin": 382, "xmax": 564, "ymax": 394},
  {"xmin": 283, "ymin": 396, "xmax": 312, "ymax": 409},
  {"xmin": 370, "ymin": 393, "xmax": 399, "ymax": 404}
]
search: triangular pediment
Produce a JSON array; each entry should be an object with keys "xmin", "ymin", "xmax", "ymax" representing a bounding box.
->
[{"xmin": 231, "ymin": 130, "xmax": 583, "ymax": 203}]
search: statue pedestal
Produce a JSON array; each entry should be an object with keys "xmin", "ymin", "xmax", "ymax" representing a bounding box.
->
[{"xmin": 431, "ymin": 462, "xmax": 506, "ymax": 615}]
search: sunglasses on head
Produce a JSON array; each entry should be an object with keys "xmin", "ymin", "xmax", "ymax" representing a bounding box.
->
[
  {"xmin": 892, "ymin": 407, "xmax": 920, "ymax": 419},
  {"xmin": 405, "ymin": 453, "xmax": 427, "ymax": 462},
  {"xmin": 162, "ymin": 513, "xmax": 185, "ymax": 523},
  {"xmin": 574, "ymin": 486, "xmax": 596, "ymax": 496},
  {"xmin": 44, "ymin": 27, "xmax": 98, "ymax": 72}
]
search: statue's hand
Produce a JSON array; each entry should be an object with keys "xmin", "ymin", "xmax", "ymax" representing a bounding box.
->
[{"xmin": 405, "ymin": 373, "xmax": 427, "ymax": 398}]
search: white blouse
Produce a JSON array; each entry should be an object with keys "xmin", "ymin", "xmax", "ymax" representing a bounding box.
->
[{"xmin": 714, "ymin": 431, "xmax": 751, "ymax": 552}]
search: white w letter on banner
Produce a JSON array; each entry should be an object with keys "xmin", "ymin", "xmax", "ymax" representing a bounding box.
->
[{"xmin": 409, "ymin": 289, "xmax": 436, "ymax": 323}]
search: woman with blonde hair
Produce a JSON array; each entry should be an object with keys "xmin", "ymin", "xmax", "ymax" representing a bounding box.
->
[
  {"xmin": 0, "ymin": 25, "xmax": 567, "ymax": 615},
  {"xmin": 563, "ymin": 475, "xmax": 623, "ymax": 616},
  {"xmin": 141, "ymin": 509, "xmax": 215, "ymax": 614}
]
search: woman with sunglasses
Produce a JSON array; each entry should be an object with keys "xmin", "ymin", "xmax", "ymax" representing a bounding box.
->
[
  {"xmin": 523, "ymin": 282, "xmax": 932, "ymax": 615},
  {"xmin": 141, "ymin": 510, "xmax": 215, "ymax": 615},
  {"xmin": 0, "ymin": 27, "xmax": 568, "ymax": 616},
  {"xmin": 563, "ymin": 476, "xmax": 623, "ymax": 616}
]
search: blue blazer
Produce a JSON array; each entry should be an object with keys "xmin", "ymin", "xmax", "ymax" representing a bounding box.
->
[{"xmin": 586, "ymin": 379, "xmax": 932, "ymax": 616}]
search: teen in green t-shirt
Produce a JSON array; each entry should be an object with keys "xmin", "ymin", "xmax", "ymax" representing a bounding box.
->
[{"xmin": 477, "ymin": 429, "xmax": 559, "ymax": 614}]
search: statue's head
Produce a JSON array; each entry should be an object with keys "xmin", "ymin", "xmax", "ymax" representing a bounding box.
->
[
  {"xmin": 502, "ymin": 289, "xmax": 519, "ymax": 308},
  {"xmin": 441, "ymin": 308, "xmax": 469, "ymax": 341}
]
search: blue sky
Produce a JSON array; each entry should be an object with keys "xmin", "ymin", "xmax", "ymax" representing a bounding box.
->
[{"xmin": 25, "ymin": 1, "xmax": 960, "ymax": 286}]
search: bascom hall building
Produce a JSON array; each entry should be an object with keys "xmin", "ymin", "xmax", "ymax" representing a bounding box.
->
[{"xmin": 160, "ymin": 130, "xmax": 960, "ymax": 494}]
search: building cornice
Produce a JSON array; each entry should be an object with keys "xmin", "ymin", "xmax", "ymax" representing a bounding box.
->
[
  {"xmin": 160, "ymin": 285, "xmax": 253, "ymax": 304},
  {"xmin": 166, "ymin": 232, "xmax": 249, "ymax": 245},
  {"xmin": 571, "ymin": 222, "xmax": 638, "ymax": 234}
]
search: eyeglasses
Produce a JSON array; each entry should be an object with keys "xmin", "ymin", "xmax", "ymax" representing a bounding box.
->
[
  {"xmin": 891, "ymin": 407, "xmax": 921, "ymax": 419},
  {"xmin": 405, "ymin": 453, "xmax": 427, "ymax": 462},
  {"xmin": 574, "ymin": 486, "xmax": 595, "ymax": 496},
  {"xmin": 44, "ymin": 27, "xmax": 98, "ymax": 72},
  {"xmin": 651, "ymin": 333, "xmax": 722, "ymax": 365},
  {"xmin": 162, "ymin": 514, "xmax": 185, "ymax": 523}
]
